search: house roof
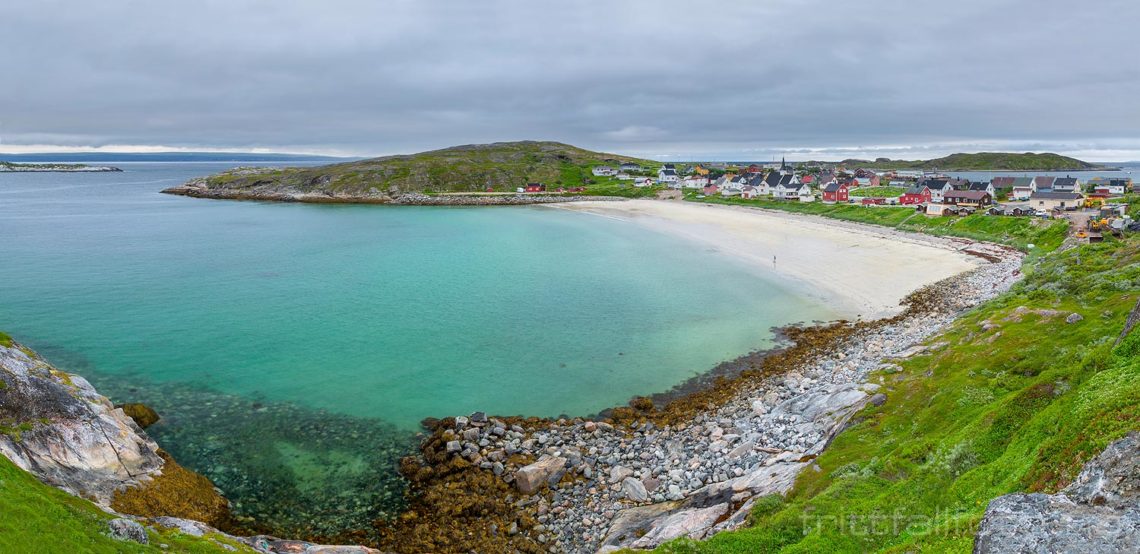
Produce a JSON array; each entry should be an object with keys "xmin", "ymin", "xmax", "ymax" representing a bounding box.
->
[
  {"xmin": 1053, "ymin": 177, "xmax": 1078, "ymax": 188},
  {"xmin": 968, "ymin": 182, "xmax": 991, "ymax": 191},
  {"xmin": 991, "ymin": 177, "xmax": 1016, "ymax": 188},
  {"xmin": 1030, "ymin": 191, "xmax": 1083, "ymax": 200},
  {"xmin": 1011, "ymin": 177, "xmax": 1034, "ymax": 188},
  {"xmin": 1033, "ymin": 176, "xmax": 1056, "ymax": 187},
  {"xmin": 661, "ymin": 169, "xmax": 677, "ymax": 176},
  {"xmin": 823, "ymin": 182, "xmax": 844, "ymax": 193},
  {"xmin": 764, "ymin": 172, "xmax": 782, "ymax": 187},
  {"xmin": 945, "ymin": 190, "xmax": 991, "ymax": 200},
  {"xmin": 905, "ymin": 185, "xmax": 929, "ymax": 195}
]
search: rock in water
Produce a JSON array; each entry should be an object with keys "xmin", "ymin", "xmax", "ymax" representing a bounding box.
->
[
  {"xmin": 108, "ymin": 518, "xmax": 149, "ymax": 544},
  {"xmin": 514, "ymin": 456, "xmax": 567, "ymax": 494},
  {"xmin": 974, "ymin": 432, "xmax": 1140, "ymax": 553},
  {"xmin": 117, "ymin": 402, "xmax": 160, "ymax": 428}
]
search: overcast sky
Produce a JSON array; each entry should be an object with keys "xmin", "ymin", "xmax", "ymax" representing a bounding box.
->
[{"xmin": 2, "ymin": 0, "xmax": 1138, "ymax": 161}]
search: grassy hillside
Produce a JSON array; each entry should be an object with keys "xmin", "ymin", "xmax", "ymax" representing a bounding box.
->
[
  {"xmin": 689, "ymin": 195, "xmax": 1069, "ymax": 252},
  {"xmin": 195, "ymin": 141, "xmax": 658, "ymax": 195},
  {"xmin": 654, "ymin": 236, "xmax": 1140, "ymax": 553},
  {"xmin": 839, "ymin": 152, "xmax": 1101, "ymax": 171},
  {"xmin": 0, "ymin": 455, "xmax": 250, "ymax": 553}
]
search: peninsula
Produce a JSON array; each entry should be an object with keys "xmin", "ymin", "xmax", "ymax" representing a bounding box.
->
[
  {"xmin": 834, "ymin": 151, "xmax": 1104, "ymax": 171},
  {"xmin": 161, "ymin": 141, "xmax": 655, "ymax": 203},
  {"xmin": 0, "ymin": 161, "xmax": 122, "ymax": 172}
]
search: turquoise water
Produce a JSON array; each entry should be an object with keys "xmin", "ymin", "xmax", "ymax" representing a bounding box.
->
[{"xmin": 0, "ymin": 162, "xmax": 837, "ymax": 534}]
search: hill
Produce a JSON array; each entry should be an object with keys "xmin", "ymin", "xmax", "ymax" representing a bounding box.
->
[
  {"xmin": 0, "ymin": 152, "xmax": 348, "ymax": 163},
  {"xmin": 162, "ymin": 141, "xmax": 658, "ymax": 202},
  {"xmin": 840, "ymin": 152, "xmax": 1102, "ymax": 171}
]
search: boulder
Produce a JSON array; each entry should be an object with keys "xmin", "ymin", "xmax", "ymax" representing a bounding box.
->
[
  {"xmin": 108, "ymin": 518, "xmax": 148, "ymax": 544},
  {"xmin": 974, "ymin": 433, "xmax": 1140, "ymax": 553},
  {"xmin": 609, "ymin": 465, "xmax": 634, "ymax": 484},
  {"xmin": 1066, "ymin": 313, "xmax": 1084, "ymax": 324},
  {"xmin": 622, "ymin": 477, "xmax": 649, "ymax": 502},
  {"xmin": 514, "ymin": 456, "xmax": 567, "ymax": 494}
]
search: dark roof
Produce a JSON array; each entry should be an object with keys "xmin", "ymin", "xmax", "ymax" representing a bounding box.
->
[
  {"xmin": 764, "ymin": 172, "xmax": 782, "ymax": 187},
  {"xmin": 945, "ymin": 190, "xmax": 991, "ymax": 200},
  {"xmin": 778, "ymin": 174, "xmax": 794, "ymax": 186},
  {"xmin": 661, "ymin": 169, "xmax": 677, "ymax": 176},
  {"xmin": 1030, "ymin": 191, "xmax": 1083, "ymax": 200},
  {"xmin": 920, "ymin": 178, "xmax": 949, "ymax": 188},
  {"xmin": 991, "ymin": 177, "xmax": 1016, "ymax": 188},
  {"xmin": 1011, "ymin": 177, "xmax": 1034, "ymax": 188},
  {"xmin": 905, "ymin": 184, "xmax": 929, "ymax": 195},
  {"xmin": 663, "ymin": 163, "xmax": 675, "ymax": 169},
  {"xmin": 1033, "ymin": 176, "xmax": 1056, "ymax": 187},
  {"xmin": 1053, "ymin": 177, "xmax": 1078, "ymax": 188},
  {"xmin": 823, "ymin": 182, "xmax": 844, "ymax": 193},
  {"xmin": 968, "ymin": 182, "xmax": 991, "ymax": 191}
]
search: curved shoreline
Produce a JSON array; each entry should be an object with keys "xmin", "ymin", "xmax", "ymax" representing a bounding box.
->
[{"xmin": 161, "ymin": 181, "xmax": 627, "ymax": 205}]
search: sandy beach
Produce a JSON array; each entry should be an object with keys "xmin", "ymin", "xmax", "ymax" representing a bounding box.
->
[{"xmin": 554, "ymin": 199, "xmax": 984, "ymax": 319}]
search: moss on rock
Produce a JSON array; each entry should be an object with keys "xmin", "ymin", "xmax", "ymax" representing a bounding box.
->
[{"xmin": 111, "ymin": 450, "xmax": 231, "ymax": 530}]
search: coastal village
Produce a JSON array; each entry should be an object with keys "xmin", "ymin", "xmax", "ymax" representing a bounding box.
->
[{"xmin": 559, "ymin": 158, "xmax": 1138, "ymax": 242}]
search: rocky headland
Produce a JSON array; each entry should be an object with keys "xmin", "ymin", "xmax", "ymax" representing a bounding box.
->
[{"xmin": 0, "ymin": 161, "xmax": 122, "ymax": 172}]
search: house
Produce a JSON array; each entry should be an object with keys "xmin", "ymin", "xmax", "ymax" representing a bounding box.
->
[
  {"xmin": 921, "ymin": 178, "xmax": 953, "ymax": 202},
  {"xmin": 1087, "ymin": 177, "xmax": 1131, "ymax": 195},
  {"xmin": 657, "ymin": 166, "xmax": 680, "ymax": 184},
  {"xmin": 592, "ymin": 166, "xmax": 617, "ymax": 177},
  {"xmin": 680, "ymin": 174, "xmax": 709, "ymax": 189},
  {"xmin": 774, "ymin": 181, "xmax": 811, "ymax": 201},
  {"xmin": 720, "ymin": 186, "xmax": 742, "ymax": 197},
  {"xmin": 1033, "ymin": 176, "xmax": 1057, "ymax": 191},
  {"xmin": 1030, "ymin": 191, "xmax": 1083, "ymax": 211},
  {"xmin": 1052, "ymin": 176, "xmax": 1080, "ymax": 193},
  {"xmin": 967, "ymin": 181, "xmax": 996, "ymax": 196},
  {"xmin": 620, "ymin": 162, "xmax": 641, "ymax": 172},
  {"xmin": 615, "ymin": 173, "xmax": 633, "ymax": 180},
  {"xmin": 821, "ymin": 182, "xmax": 851, "ymax": 203},
  {"xmin": 691, "ymin": 164, "xmax": 710, "ymax": 176},
  {"xmin": 943, "ymin": 190, "xmax": 993, "ymax": 208},
  {"xmin": 861, "ymin": 197, "xmax": 885, "ymax": 206},
  {"xmin": 703, "ymin": 183, "xmax": 719, "ymax": 195},
  {"xmin": 1010, "ymin": 177, "xmax": 1036, "ymax": 200},
  {"xmin": 744, "ymin": 164, "xmax": 764, "ymax": 174},
  {"xmin": 741, "ymin": 185, "xmax": 760, "ymax": 199},
  {"xmin": 947, "ymin": 178, "xmax": 971, "ymax": 191},
  {"xmin": 745, "ymin": 173, "xmax": 771, "ymax": 196},
  {"xmin": 524, "ymin": 183, "xmax": 546, "ymax": 192},
  {"xmin": 796, "ymin": 183, "xmax": 815, "ymax": 202},
  {"xmin": 633, "ymin": 177, "xmax": 654, "ymax": 187},
  {"xmin": 900, "ymin": 184, "xmax": 932, "ymax": 205},
  {"xmin": 990, "ymin": 177, "xmax": 1016, "ymax": 193},
  {"xmin": 854, "ymin": 175, "xmax": 881, "ymax": 187}
]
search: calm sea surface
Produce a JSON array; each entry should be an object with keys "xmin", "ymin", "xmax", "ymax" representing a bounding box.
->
[{"xmin": 0, "ymin": 162, "xmax": 837, "ymax": 534}]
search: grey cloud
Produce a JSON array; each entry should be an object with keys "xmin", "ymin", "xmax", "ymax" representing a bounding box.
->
[{"xmin": 1, "ymin": 0, "xmax": 1137, "ymax": 160}]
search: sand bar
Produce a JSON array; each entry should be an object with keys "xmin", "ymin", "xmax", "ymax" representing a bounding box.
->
[{"xmin": 554, "ymin": 199, "xmax": 984, "ymax": 319}]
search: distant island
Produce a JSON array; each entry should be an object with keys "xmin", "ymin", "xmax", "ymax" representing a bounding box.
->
[
  {"xmin": 163, "ymin": 141, "xmax": 657, "ymax": 203},
  {"xmin": 0, "ymin": 161, "xmax": 122, "ymax": 173},
  {"xmin": 835, "ymin": 152, "xmax": 1107, "ymax": 171}
]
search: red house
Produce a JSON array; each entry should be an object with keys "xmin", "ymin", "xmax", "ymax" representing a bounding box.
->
[
  {"xmin": 745, "ymin": 164, "xmax": 763, "ymax": 174},
  {"xmin": 821, "ymin": 182, "xmax": 850, "ymax": 203},
  {"xmin": 524, "ymin": 183, "xmax": 546, "ymax": 192},
  {"xmin": 900, "ymin": 185, "xmax": 932, "ymax": 205},
  {"xmin": 703, "ymin": 184, "xmax": 719, "ymax": 195},
  {"xmin": 861, "ymin": 197, "xmax": 885, "ymax": 206}
]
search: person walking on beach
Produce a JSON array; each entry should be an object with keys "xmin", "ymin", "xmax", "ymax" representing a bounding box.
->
[{"xmin": 773, "ymin": 255, "xmax": 776, "ymax": 267}]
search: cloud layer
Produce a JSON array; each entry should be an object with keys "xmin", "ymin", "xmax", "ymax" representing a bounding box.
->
[{"xmin": 2, "ymin": 0, "xmax": 1137, "ymax": 160}]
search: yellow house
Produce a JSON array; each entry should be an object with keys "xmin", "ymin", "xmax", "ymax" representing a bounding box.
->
[{"xmin": 692, "ymin": 164, "xmax": 710, "ymax": 176}]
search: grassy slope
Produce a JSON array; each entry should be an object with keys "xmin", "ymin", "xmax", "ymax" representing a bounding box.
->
[
  {"xmin": 0, "ymin": 455, "xmax": 250, "ymax": 553},
  {"xmin": 837, "ymin": 152, "xmax": 1100, "ymax": 171},
  {"xmin": 690, "ymin": 195, "xmax": 1069, "ymax": 252},
  {"xmin": 201, "ymin": 141, "xmax": 659, "ymax": 194},
  {"xmin": 655, "ymin": 235, "xmax": 1140, "ymax": 553},
  {"xmin": 849, "ymin": 187, "xmax": 908, "ymax": 198}
]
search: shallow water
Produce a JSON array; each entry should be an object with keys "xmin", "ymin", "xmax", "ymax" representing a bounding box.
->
[{"xmin": 0, "ymin": 162, "xmax": 838, "ymax": 533}]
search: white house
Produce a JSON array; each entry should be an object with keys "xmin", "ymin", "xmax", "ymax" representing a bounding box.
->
[
  {"xmin": 657, "ymin": 166, "xmax": 680, "ymax": 184},
  {"xmin": 741, "ymin": 185, "xmax": 761, "ymax": 199},
  {"xmin": 592, "ymin": 166, "xmax": 617, "ymax": 177},
  {"xmin": 632, "ymin": 177, "xmax": 655, "ymax": 187},
  {"xmin": 680, "ymin": 175, "xmax": 709, "ymax": 189},
  {"xmin": 1010, "ymin": 177, "xmax": 1036, "ymax": 201},
  {"xmin": 774, "ymin": 181, "xmax": 809, "ymax": 200},
  {"xmin": 620, "ymin": 162, "xmax": 641, "ymax": 172},
  {"xmin": 615, "ymin": 173, "xmax": 634, "ymax": 180},
  {"xmin": 796, "ymin": 184, "xmax": 815, "ymax": 202}
]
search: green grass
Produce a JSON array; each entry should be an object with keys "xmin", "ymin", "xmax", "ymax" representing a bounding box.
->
[
  {"xmin": 0, "ymin": 456, "xmax": 251, "ymax": 553},
  {"xmin": 0, "ymin": 331, "xmax": 12, "ymax": 348},
  {"xmin": 654, "ymin": 237, "xmax": 1140, "ymax": 553},
  {"xmin": 850, "ymin": 187, "xmax": 908, "ymax": 198},
  {"xmin": 688, "ymin": 194, "xmax": 1067, "ymax": 253}
]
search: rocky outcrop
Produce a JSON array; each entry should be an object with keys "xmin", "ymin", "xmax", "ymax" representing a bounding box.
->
[
  {"xmin": 0, "ymin": 338, "xmax": 385, "ymax": 554},
  {"xmin": 0, "ymin": 340, "xmax": 164, "ymax": 504},
  {"xmin": 974, "ymin": 433, "xmax": 1140, "ymax": 553}
]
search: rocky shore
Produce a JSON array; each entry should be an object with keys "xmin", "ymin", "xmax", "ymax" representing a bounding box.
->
[
  {"xmin": 405, "ymin": 239, "xmax": 1025, "ymax": 552},
  {"xmin": 0, "ymin": 162, "xmax": 122, "ymax": 172},
  {"xmin": 162, "ymin": 172, "xmax": 625, "ymax": 205}
]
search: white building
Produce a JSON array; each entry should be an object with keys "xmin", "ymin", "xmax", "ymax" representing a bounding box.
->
[{"xmin": 592, "ymin": 166, "xmax": 617, "ymax": 177}]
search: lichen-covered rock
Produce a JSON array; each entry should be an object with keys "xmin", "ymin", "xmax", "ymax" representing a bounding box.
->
[
  {"xmin": 0, "ymin": 341, "xmax": 163, "ymax": 504},
  {"xmin": 117, "ymin": 402, "xmax": 161, "ymax": 428},
  {"xmin": 108, "ymin": 517, "xmax": 149, "ymax": 544},
  {"xmin": 974, "ymin": 432, "xmax": 1140, "ymax": 553}
]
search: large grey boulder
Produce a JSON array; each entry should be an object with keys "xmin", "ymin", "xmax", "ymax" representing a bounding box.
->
[
  {"xmin": 108, "ymin": 518, "xmax": 148, "ymax": 544},
  {"xmin": 0, "ymin": 341, "xmax": 164, "ymax": 504},
  {"xmin": 974, "ymin": 433, "xmax": 1140, "ymax": 553},
  {"xmin": 514, "ymin": 456, "xmax": 567, "ymax": 494}
]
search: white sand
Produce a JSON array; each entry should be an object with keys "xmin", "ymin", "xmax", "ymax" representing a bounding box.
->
[{"xmin": 552, "ymin": 200, "xmax": 983, "ymax": 319}]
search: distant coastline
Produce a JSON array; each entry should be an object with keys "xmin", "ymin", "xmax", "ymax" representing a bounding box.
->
[{"xmin": 0, "ymin": 161, "xmax": 122, "ymax": 173}]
